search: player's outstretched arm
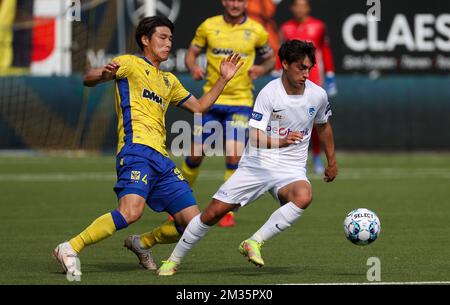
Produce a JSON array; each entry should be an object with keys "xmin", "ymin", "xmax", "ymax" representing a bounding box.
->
[
  {"xmin": 249, "ymin": 127, "xmax": 303, "ymax": 149},
  {"xmin": 315, "ymin": 121, "xmax": 338, "ymax": 182},
  {"xmin": 83, "ymin": 62, "xmax": 120, "ymax": 87},
  {"xmin": 180, "ymin": 53, "xmax": 243, "ymax": 113}
]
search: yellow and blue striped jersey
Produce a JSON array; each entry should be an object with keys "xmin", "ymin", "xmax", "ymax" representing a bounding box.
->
[
  {"xmin": 192, "ymin": 15, "xmax": 270, "ymax": 107},
  {"xmin": 112, "ymin": 54, "xmax": 191, "ymax": 156}
]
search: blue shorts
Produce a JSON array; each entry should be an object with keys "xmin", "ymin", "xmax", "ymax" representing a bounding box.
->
[
  {"xmin": 193, "ymin": 104, "xmax": 252, "ymax": 144},
  {"xmin": 114, "ymin": 144, "xmax": 196, "ymax": 216}
]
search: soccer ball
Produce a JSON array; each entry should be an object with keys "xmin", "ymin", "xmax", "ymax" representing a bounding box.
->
[{"xmin": 343, "ymin": 208, "xmax": 381, "ymax": 245}]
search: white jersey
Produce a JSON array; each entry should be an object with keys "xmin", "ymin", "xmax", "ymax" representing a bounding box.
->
[{"xmin": 240, "ymin": 78, "xmax": 331, "ymax": 172}]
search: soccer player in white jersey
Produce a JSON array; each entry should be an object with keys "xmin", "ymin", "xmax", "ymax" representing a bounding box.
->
[{"xmin": 157, "ymin": 40, "xmax": 338, "ymax": 276}]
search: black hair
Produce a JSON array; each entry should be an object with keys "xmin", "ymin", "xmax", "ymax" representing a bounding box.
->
[
  {"xmin": 278, "ymin": 40, "xmax": 316, "ymax": 66},
  {"xmin": 135, "ymin": 15, "xmax": 174, "ymax": 50}
]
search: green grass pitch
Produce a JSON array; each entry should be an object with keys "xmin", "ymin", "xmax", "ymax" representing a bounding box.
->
[{"xmin": 0, "ymin": 152, "xmax": 449, "ymax": 284}]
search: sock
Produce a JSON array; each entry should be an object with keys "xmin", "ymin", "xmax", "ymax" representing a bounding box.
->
[
  {"xmin": 168, "ymin": 214, "xmax": 210, "ymax": 264},
  {"xmin": 139, "ymin": 220, "xmax": 182, "ymax": 249},
  {"xmin": 251, "ymin": 202, "xmax": 304, "ymax": 243},
  {"xmin": 69, "ymin": 210, "xmax": 128, "ymax": 253},
  {"xmin": 224, "ymin": 163, "xmax": 238, "ymax": 181},
  {"xmin": 182, "ymin": 157, "xmax": 201, "ymax": 187}
]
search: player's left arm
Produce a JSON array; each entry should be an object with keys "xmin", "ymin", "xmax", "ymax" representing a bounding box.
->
[
  {"xmin": 180, "ymin": 53, "xmax": 243, "ymax": 113},
  {"xmin": 248, "ymin": 47, "xmax": 275, "ymax": 80},
  {"xmin": 249, "ymin": 28, "xmax": 275, "ymax": 80},
  {"xmin": 314, "ymin": 90, "xmax": 337, "ymax": 182},
  {"xmin": 315, "ymin": 121, "xmax": 337, "ymax": 182}
]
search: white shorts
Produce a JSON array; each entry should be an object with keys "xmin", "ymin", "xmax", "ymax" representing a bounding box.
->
[{"xmin": 213, "ymin": 165, "xmax": 309, "ymax": 207}]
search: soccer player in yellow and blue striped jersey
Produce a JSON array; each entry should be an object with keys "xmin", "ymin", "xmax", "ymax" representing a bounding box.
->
[
  {"xmin": 182, "ymin": 0, "xmax": 275, "ymax": 227},
  {"xmin": 53, "ymin": 16, "xmax": 243, "ymax": 276}
]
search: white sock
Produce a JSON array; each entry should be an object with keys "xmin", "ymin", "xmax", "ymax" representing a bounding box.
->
[
  {"xmin": 168, "ymin": 214, "xmax": 211, "ymax": 264},
  {"xmin": 251, "ymin": 202, "xmax": 304, "ymax": 243}
]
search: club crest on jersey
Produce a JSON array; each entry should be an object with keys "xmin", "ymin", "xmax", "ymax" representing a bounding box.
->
[
  {"xmin": 308, "ymin": 107, "xmax": 316, "ymax": 116},
  {"xmin": 244, "ymin": 30, "xmax": 252, "ymax": 40},
  {"xmin": 131, "ymin": 171, "xmax": 141, "ymax": 181},
  {"xmin": 162, "ymin": 75, "xmax": 170, "ymax": 88}
]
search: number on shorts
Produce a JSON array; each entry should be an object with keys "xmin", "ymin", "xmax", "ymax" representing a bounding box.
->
[{"xmin": 141, "ymin": 174, "xmax": 148, "ymax": 185}]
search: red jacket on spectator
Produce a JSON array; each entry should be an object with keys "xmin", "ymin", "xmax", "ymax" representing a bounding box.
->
[{"xmin": 280, "ymin": 16, "xmax": 335, "ymax": 86}]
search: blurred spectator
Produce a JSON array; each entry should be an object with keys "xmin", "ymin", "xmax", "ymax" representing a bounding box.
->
[{"xmin": 246, "ymin": 0, "xmax": 282, "ymax": 67}]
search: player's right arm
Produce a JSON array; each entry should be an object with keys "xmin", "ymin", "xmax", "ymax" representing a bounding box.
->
[
  {"xmin": 250, "ymin": 128, "xmax": 302, "ymax": 149},
  {"xmin": 185, "ymin": 20, "xmax": 207, "ymax": 80},
  {"xmin": 248, "ymin": 87, "xmax": 302, "ymax": 149},
  {"xmin": 83, "ymin": 62, "xmax": 120, "ymax": 87}
]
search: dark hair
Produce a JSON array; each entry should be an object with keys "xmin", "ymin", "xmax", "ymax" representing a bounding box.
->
[
  {"xmin": 135, "ymin": 15, "xmax": 174, "ymax": 50},
  {"xmin": 278, "ymin": 40, "xmax": 316, "ymax": 66}
]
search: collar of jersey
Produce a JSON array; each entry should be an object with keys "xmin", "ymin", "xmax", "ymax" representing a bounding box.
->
[
  {"xmin": 135, "ymin": 54, "xmax": 155, "ymax": 67},
  {"xmin": 278, "ymin": 78, "xmax": 308, "ymax": 99},
  {"xmin": 222, "ymin": 14, "xmax": 247, "ymax": 25}
]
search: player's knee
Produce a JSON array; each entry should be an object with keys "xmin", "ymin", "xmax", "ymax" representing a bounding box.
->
[
  {"xmin": 292, "ymin": 188, "xmax": 313, "ymax": 209},
  {"xmin": 200, "ymin": 203, "xmax": 228, "ymax": 226},
  {"xmin": 122, "ymin": 209, "xmax": 143, "ymax": 224},
  {"xmin": 200, "ymin": 208, "xmax": 219, "ymax": 226},
  {"xmin": 118, "ymin": 203, "xmax": 145, "ymax": 224}
]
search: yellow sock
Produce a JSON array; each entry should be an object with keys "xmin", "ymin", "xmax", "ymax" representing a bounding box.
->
[
  {"xmin": 69, "ymin": 213, "xmax": 117, "ymax": 253},
  {"xmin": 139, "ymin": 220, "xmax": 182, "ymax": 248},
  {"xmin": 224, "ymin": 168, "xmax": 236, "ymax": 181},
  {"xmin": 182, "ymin": 158, "xmax": 201, "ymax": 187}
]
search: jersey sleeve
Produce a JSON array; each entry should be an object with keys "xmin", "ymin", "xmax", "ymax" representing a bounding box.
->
[
  {"xmin": 314, "ymin": 91, "xmax": 332, "ymax": 124},
  {"xmin": 254, "ymin": 26, "xmax": 272, "ymax": 58},
  {"xmin": 249, "ymin": 89, "xmax": 273, "ymax": 131},
  {"xmin": 111, "ymin": 55, "xmax": 132, "ymax": 79},
  {"xmin": 191, "ymin": 20, "xmax": 208, "ymax": 49},
  {"xmin": 170, "ymin": 75, "xmax": 192, "ymax": 107}
]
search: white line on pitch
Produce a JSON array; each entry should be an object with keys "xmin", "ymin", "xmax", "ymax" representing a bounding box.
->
[
  {"xmin": 0, "ymin": 168, "xmax": 449, "ymax": 182},
  {"xmin": 280, "ymin": 281, "xmax": 450, "ymax": 285}
]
